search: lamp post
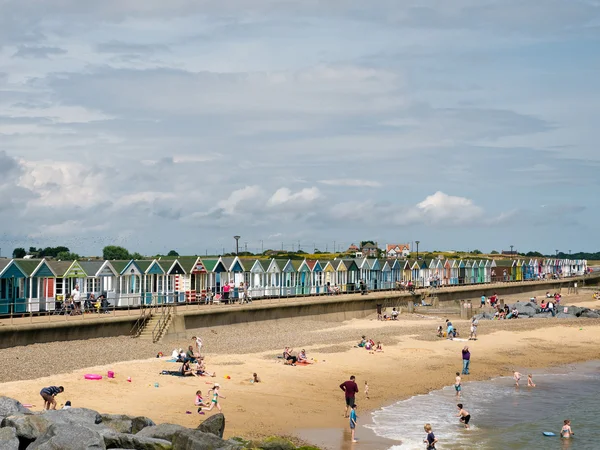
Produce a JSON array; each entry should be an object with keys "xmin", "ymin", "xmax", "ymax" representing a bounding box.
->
[
  {"xmin": 234, "ymin": 236, "xmax": 241, "ymax": 256},
  {"xmin": 510, "ymin": 245, "xmax": 514, "ymax": 256},
  {"xmin": 415, "ymin": 240, "xmax": 420, "ymax": 260},
  {"xmin": 556, "ymin": 249, "xmax": 559, "ymax": 257}
]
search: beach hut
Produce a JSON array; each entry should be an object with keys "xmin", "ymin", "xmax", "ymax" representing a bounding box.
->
[
  {"xmin": 342, "ymin": 259, "xmax": 360, "ymax": 292},
  {"xmin": 323, "ymin": 260, "xmax": 336, "ymax": 287},
  {"xmin": 141, "ymin": 260, "xmax": 166, "ymax": 304},
  {"xmin": 418, "ymin": 259, "xmax": 429, "ymax": 287},
  {"xmin": 478, "ymin": 260, "xmax": 486, "ymax": 284},
  {"xmin": 470, "ymin": 260, "xmax": 479, "ymax": 284},
  {"xmin": 114, "ymin": 260, "xmax": 143, "ymax": 306},
  {"xmin": 312, "ymin": 260, "xmax": 325, "ymax": 293},
  {"xmin": 284, "ymin": 260, "xmax": 302, "ymax": 295},
  {"xmin": 381, "ymin": 260, "xmax": 392, "ymax": 289},
  {"xmin": 45, "ymin": 260, "xmax": 75, "ymax": 302},
  {"xmin": 402, "ymin": 260, "xmax": 412, "ymax": 282},
  {"xmin": 155, "ymin": 258, "xmax": 186, "ymax": 302},
  {"xmin": 369, "ymin": 259, "xmax": 381, "ymax": 290},
  {"xmin": 391, "ymin": 259, "xmax": 403, "ymax": 285},
  {"xmin": 248, "ymin": 259, "xmax": 268, "ymax": 298},
  {"xmin": 464, "ymin": 260, "xmax": 473, "ymax": 284},
  {"xmin": 442, "ymin": 259, "xmax": 452, "ymax": 286},
  {"xmin": 410, "ymin": 260, "xmax": 420, "ymax": 285},
  {"xmin": 457, "ymin": 260, "xmax": 466, "ymax": 284},
  {"xmin": 88, "ymin": 260, "xmax": 120, "ymax": 303},
  {"xmin": 0, "ymin": 259, "xmax": 31, "ymax": 314},
  {"xmin": 265, "ymin": 259, "xmax": 285, "ymax": 296},
  {"xmin": 449, "ymin": 260, "xmax": 459, "ymax": 285},
  {"xmin": 334, "ymin": 260, "xmax": 349, "ymax": 290},
  {"xmin": 512, "ymin": 260, "xmax": 521, "ymax": 281},
  {"xmin": 493, "ymin": 260, "xmax": 512, "ymax": 282},
  {"xmin": 296, "ymin": 260, "xmax": 312, "ymax": 295},
  {"xmin": 28, "ymin": 259, "xmax": 58, "ymax": 312}
]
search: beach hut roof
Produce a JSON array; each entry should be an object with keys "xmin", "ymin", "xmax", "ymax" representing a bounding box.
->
[
  {"xmin": 12, "ymin": 259, "xmax": 44, "ymax": 276},
  {"xmin": 220, "ymin": 257, "xmax": 235, "ymax": 271},
  {"xmin": 0, "ymin": 259, "xmax": 11, "ymax": 276},
  {"xmin": 78, "ymin": 260, "xmax": 104, "ymax": 276},
  {"xmin": 47, "ymin": 260, "xmax": 75, "ymax": 277}
]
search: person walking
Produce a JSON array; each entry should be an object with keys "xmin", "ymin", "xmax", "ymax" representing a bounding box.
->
[
  {"xmin": 339, "ymin": 375, "xmax": 359, "ymax": 418},
  {"xmin": 461, "ymin": 346, "xmax": 471, "ymax": 375}
]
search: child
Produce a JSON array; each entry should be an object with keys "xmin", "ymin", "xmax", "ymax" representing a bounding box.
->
[
  {"xmin": 455, "ymin": 372, "xmax": 462, "ymax": 398},
  {"xmin": 469, "ymin": 317, "xmax": 478, "ymax": 340},
  {"xmin": 437, "ymin": 326, "xmax": 443, "ymax": 338},
  {"xmin": 205, "ymin": 384, "xmax": 226, "ymax": 412},
  {"xmin": 423, "ymin": 423, "xmax": 438, "ymax": 449},
  {"xmin": 527, "ymin": 374, "xmax": 536, "ymax": 388},
  {"xmin": 349, "ymin": 404, "xmax": 358, "ymax": 443},
  {"xmin": 253, "ymin": 373, "xmax": 261, "ymax": 383},
  {"xmin": 457, "ymin": 404, "xmax": 470, "ymax": 429},
  {"xmin": 364, "ymin": 381, "xmax": 369, "ymax": 399},
  {"xmin": 62, "ymin": 400, "xmax": 71, "ymax": 410},
  {"xmin": 560, "ymin": 419, "xmax": 574, "ymax": 438},
  {"xmin": 375, "ymin": 342, "xmax": 383, "ymax": 352},
  {"xmin": 195, "ymin": 390, "xmax": 207, "ymax": 413},
  {"xmin": 514, "ymin": 371, "xmax": 522, "ymax": 387}
]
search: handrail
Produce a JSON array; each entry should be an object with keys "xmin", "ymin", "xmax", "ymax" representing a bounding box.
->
[
  {"xmin": 151, "ymin": 302, "xmax": 175, "ymax": 343},
  {"xmin": 130, "ymin": 306, "xmax": 151, "ymax": 337}
]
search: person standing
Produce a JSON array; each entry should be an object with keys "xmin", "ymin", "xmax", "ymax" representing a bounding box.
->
[
  {"xmin": 461, "ymin": 346, "xmax": 470, "ymax": 375},
  {"xmin": 71, "ymin": 284, "xmax": 81, "ymax": 313},
  {"xmin": 455, "ymin": 372, "xmax": 462, "ymax": 398},
  {"xmin": 423, "ymin": 423, "xmax": 438, "ymax": 449},
  {"xmin": 340, "ymin": 375, "xmax": 359, "ymax": 418},
  {"xmin": 469, "ymin": 317, "xmax": 478, "ymax": 340},
  {"xmin": 40, "ymin": 385, "xmax": 64, "ymax": 410},
  {"xmin": 349, "ymin": 404, "xmax": 358, "ymax": 443},
  {"xmin": 457, "ymin": 404, "xmax": 471, "ymax": 429}
]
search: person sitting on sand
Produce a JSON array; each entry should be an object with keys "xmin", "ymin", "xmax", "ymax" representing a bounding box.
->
[
  {"xmin": 180, "ymin": 361, "xmax": 196, "ymax": 377},
  {"xmin": 253, "ymin": 373, "xmax": 261, "ymax": 383},
  {"xmin": 391, "ymin": 308, "xmax": 399, "ymax": 320},
  {"xmin": 185, "ymin": 345, "xmax": 198, "ymax": 363},
  {"xmin": 298, "ymin": 349, "xmax": 312, "ymax": 363},
  {"xmin": 546, "ymin": 291, "xmax": 552, "ymax": 298},
  {"xmin": 375, "ymin": 341, "xmax": 383, "ymax": 352},
  {"xmin": 195, "ymin": 360, "xmax": 216, "ymax": 377},
  {"xmin": 62, "ymin": 400, "xmax": 71, "ymax": 409},
  {"xmin": 283, "ymin": 347, "xmax": 297, "ymax": 365},
  {"xmin": 437, "ymin": 326, "xmax": 443, "ymax": 338},
  {"xmin": 358, "ymin": 336, "xmax": 367, "ymax": 347},
  {"xmin": 540, "ymin": 300, "xmax": 547, "ymax": 311},
  {"xmin": 195, "ymin": 390, "xmax": 208, "ymax": 412}
]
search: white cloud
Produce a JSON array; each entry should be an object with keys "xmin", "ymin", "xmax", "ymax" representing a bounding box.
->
[
  {"xmin": 319, "ymin": 179, "xmax": 382, "ymax": 188},
  {"xmin": 414, "ymin": 191, "xmax": 484, "ymax": 224},
  {"xmin": 217, "ymin": 185, "xmax": 264, "ymax": 214},
  {"xmin": 267, "ymin": 187, "xmax": 321, "ymax": 207}
]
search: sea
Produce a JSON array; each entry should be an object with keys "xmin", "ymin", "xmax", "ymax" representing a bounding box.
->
[{"xmin": 367, "ymin": 361, "xmax": 600, "ymax": 450}]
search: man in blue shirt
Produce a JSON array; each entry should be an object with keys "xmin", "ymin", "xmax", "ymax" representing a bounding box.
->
[
  {"xmin": 40, "ymin": 386, "xmax": 64, "ymax": 410},
  {"xmin": 349, "ymin": 404, "xmax": 358, "ymax": 443}
]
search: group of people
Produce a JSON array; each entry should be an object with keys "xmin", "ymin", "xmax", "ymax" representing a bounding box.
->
[
  {"xmin": 357, "ymin": 336, "xmax": 383, "ymax": 352},
  {"xmin": 171, "ymin": 336, "xmax": 216, "ymax": 379},
  {"xmin": 56, "ymin": 284, "xmax": 111, "ymax": 315},
  {"xmin": 283, "ymin": 347, "xmax": 313, "ymax": 366}
]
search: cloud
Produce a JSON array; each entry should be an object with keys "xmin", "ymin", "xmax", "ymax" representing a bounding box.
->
[
  {"xmin": 414, "ymin": 191, "xmax": 484, "ymax": 224},
  {"xmin": 95, "ymin": 41, "xmax": 169, "ymax": 54},
  {"xmin": 267, "ymin": 187, "xmax": 321, "ymax": 207},
  {"xmin": 319, "ymin": 179, "xmax": 382, "ymax": 188},
  {"xmin": 217, "ymin": 185, "xmax": 264, "ymax": 215},
  {"xmin": 13, "ymin": 45, "xmax": 67, "ymax": 58}
]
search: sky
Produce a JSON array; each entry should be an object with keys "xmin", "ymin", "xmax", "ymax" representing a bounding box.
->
[{"xmin": 1, "ymin": 0, "xmax": 599, "ymax": 257}]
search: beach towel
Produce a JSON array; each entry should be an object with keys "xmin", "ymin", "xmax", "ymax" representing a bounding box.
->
[{"xmin": 160, "ymin": 370, "xmax": 184, "ymax": 377}]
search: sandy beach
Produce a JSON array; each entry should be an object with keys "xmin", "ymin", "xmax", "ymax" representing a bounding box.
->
[{"xmin": 2, "ymin": 288, "xmax": 600, "ymax": 448}]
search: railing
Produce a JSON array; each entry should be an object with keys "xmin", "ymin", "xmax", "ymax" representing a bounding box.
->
[
  {"xmin": 151, "ymin": 302, "xmax": 176, "ymax": 343},
  {"xmin": 0, "ymin": 273, "xmax": 594, "ymax": 327},
  {"xmin": 130, "ymin": 306, "xmax": 152, "ymax": 338}
]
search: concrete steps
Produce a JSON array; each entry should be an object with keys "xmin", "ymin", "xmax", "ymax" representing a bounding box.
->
[{"xmin": 138, "ymin": 313, "xmax": 173, "ymax": 343}]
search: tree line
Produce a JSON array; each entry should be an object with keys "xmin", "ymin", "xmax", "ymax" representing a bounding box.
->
[{"xmin": 11, "ymin": 246, "xmax": 181, "ymax": 261}]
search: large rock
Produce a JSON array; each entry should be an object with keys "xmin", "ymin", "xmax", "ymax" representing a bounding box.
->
[
  {"xmin": 581, "ymin": 310, "xmax": 600, "ymax": 319},
  {"xmin": 511, "ymin": 302, "xmax": 537, "ymax": 317},
  {"xmin": 26, "ymin": 423, "xmax": 106, "ymax": 450},
  {"xmin": 1, "ymin": 414, "xmax": 51, "ymax": 441},
  {"xmin": 101, "ymin": 413, "xmax": 155, "ymax": 434},
  {"xmin": 533, "ymin": 312, "xmax": 553, "ymax": 319},
  {"xmin": 136, "ymin": 424, "xmax": 189, "ymax": 442},
  {"xmin": 197, "ymin": 413, "xmax": 225, "ymax": 438},
  {"xmin": 0, "ymin": 396, "xmax": 31, "ymax": 420},
  {"xmin": 43, "ymin": 408, "xmax": 103, "ymax": 426},
  {"xmin": 103, "ymin": 432, "xmax": 172, "ymax": 449},
  {"xmin": 565, "ymin": 306, "xmax": 584, "ymax": 316},
  {"xmin": 556, "ymin": 312, "xmax": 576, "ymax": 319},
  {"xmin": 0, "ymin": 427, "xmax": 19, "ymax": 450},
  {"xmin": 172, "ymin": 429, "xmax": 241, "ymax": 450}
]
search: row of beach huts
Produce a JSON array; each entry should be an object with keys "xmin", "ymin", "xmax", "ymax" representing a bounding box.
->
[{"xmin": 0, "ymin": 256, "xmax": 588, "ymax": 314}]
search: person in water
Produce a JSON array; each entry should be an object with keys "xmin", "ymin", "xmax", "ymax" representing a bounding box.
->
[
  {"xmin": 455, "ymin": 372, "xmax": 462, "ymax": 398},
  {"xmin": 514, "ymin": 371, "xmax": 522, "ymax": 387},
  {"xmin": 423, "ymin": 423, "xmax": 438, "ymax": 449},
  {"xmin": 349, "ymin": 404, "xmax": 358, "ymax": 443},
  {"xmin": 527, "ymin": 374, "xmax": 536, "ymax": 387},
  {"xmin": 561, "ymin": 420, "xmax": 574, "ymax": 438},
  {"xmin": 457, "ymin": 404, "xmax": 470, "ymax": 429}
]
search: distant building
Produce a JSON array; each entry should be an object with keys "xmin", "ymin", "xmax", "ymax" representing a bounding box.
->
[
  {"xmin": 502, "ymin": 250, "xmax": 517, "ymax": 256},
  {"xmin": 386, "ymin": 244, "xmax": 410, "ymax": 258},
  {"xmin": 346, "ymin": 243, "xmax": 359, "ymax": 254},
  {"xmin": 361, "ymin": 242, "xmax": 379, "ymax": 257}
]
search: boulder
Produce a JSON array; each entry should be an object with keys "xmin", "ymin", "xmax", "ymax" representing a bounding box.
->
[
  {"xmin": 0, "ymin": 427, "xmax": 20, "ymax": 450},
  {"xmin": 43, "ymin": 408, "xmax": 103, "ymax": 426},
  {"xmin": 172, "ymin": 429, "xmax": 241, "ymax": 450},
  {"xmin": 103, "ymin": 432, "xmax": 172, "ymax": 450},
  {"xmin": 0, "ymin": 396, "xmax": 31, "ymax": 421},
  {"xmin": 101, "ymin": 414, "xmax": 155, "ymax": 434},
  {"xmin": 1, "ymin": 414, "xmax": 51, "ymax": 441},
  {"xmin": 533, "ymin": 312, "xmax": 553, "ymax": 319},
  {"xmin": 511, "ymin": 302, "xmax": 537, "ymax": 317},
  {"xmin": 26, "ymin": 423, "xmax": 106, "ymax": 450},
  {"xmin": 581, "ymin": 310, "xmax": 600, "ymax": 319},
  {"xmin": 197, "ymin": 413, "xmax": 225, "ymax": 438},
  {"xmin": 136, "ymin": 424, "xmax": 189, "ymax": 442},
  {"xmin": 565, "ymin": 306, "xmax": 584, "ymax": 316},
  {"xmin": 556, "ymin": 312, "xmax": 576, "ymax": 319}
]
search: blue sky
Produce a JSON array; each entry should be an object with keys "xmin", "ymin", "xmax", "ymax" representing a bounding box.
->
[{"xmin": 0, "ymin": 0, "xmax": 599, "ymax": 256}]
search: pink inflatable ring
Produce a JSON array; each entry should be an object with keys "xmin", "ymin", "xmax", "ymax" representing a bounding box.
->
[{"xmin": 84, "ymin": 374, "xmax": 102, "ymax": 380}]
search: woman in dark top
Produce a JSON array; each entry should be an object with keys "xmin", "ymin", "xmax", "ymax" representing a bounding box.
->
[
  {"xmin": 283, "ymin": 347, "xmax": 297, "ymax": 365},
  {"xmin": 462, "ymin": 346, "xmax": 471, "ymax": 375}
]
